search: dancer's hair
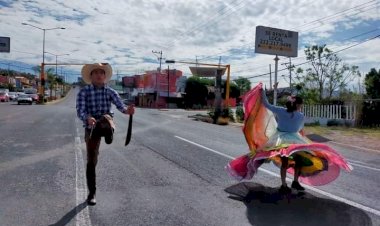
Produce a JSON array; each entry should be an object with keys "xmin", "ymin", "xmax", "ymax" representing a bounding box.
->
[{"xmin": 286, "ymin": 96, "xmax": 303, "ymax": 113}]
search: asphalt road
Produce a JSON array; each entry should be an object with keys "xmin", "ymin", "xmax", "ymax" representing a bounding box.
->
[{"xmin": 0, "ymin": 88, "xmax": 379, "ymax": 226}]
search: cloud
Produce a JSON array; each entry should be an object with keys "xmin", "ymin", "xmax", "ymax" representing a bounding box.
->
[{"xmin": 0, "ymin": 0, "xmax": 379, "ymax": 83}]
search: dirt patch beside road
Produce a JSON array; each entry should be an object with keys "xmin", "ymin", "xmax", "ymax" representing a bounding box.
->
[{"xmin": 305, "ymin": 126, "xmax": 380, "ymax": 151}]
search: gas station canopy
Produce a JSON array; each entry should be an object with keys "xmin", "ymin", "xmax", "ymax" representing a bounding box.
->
[{"xmin": 189, "ymin": 66, "xmax": 226, "ymax": 77}]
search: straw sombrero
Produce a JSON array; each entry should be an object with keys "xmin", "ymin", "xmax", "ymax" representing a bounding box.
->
[{"xmin": 81, "ymin": 63, "xmax": 112, "ymax": 84}]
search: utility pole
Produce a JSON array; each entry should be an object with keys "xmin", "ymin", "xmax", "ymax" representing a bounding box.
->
[
  {"xmin": 274, "ymin": 55, "xmax": 279, "ymax": 106},
  {"xmin": 152, "ymin": 50, "xmax": 163, "ymax": 108},
  {"xmin": 282, "ymin": 57, "xmax": 293, "ymax": 92},
  {"xmin": 152, "ymin": 50, "xmax": 163, "ymax": 72},
  {"xmin": 269, "ymin": 64, "xmax": 272, "ymax": 90},
  {"xmin": 289, "ymin": 57, "xmax": 292, "ymax": 89},
  {"xmin": 167, "ymin": 65, "xmax": 170, "ymax": 109}
]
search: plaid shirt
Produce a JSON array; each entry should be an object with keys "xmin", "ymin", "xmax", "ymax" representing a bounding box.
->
[{"xmin": 76, "ymin": 84, "xmax": 125, "ymax": 128}]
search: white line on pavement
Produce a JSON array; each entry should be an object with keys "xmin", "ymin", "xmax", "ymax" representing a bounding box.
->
[
  {"xmin": 348, "ymin": 162, "xmax": 380, "ymax": 172},
  {"xmin": 75, "ymin": 126, "xmax": 92, "ymax": 226},
  {"xmin": 330, "ymin": 141, "xmax": 379, "ymax": 153},
  {"xmin": 174, "ymin": 135, "xmax": 380, "ymax": 217}
]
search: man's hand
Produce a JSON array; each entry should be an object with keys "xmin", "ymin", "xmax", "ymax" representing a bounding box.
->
[
  {"xmin": 87, "ymin": 116, "xmax": 96, "ymax": 126},
  {"xmin": 124, "ymin": 105, "xmax": 135, "ymax": 115}
]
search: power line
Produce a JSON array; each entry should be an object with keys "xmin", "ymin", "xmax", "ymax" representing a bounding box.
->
[
  {"xmin": 164, "ymin": 0, "xmax": 248, "ymax": 49},
  {"xmin": 241, "ymin": 34, "xmax": 380, "ymax": 80},
  {"xmin": 12, "ymin": 50, "xmax": 40, "ymax": 56},
  {"xmin": 231, "ymin": 28, "xmax": 380, "ymax": 73},
  {"xmin": 301, "ymin": 3, "xmax": 379, "ymax": 33},
  {"xmin": 0, "ymin": 62, "xmax": 34, "ymax": 71},
  {"xmin": 197, "ymin": 0, "xmax": 379, "ymax": 63},
  {"xmin": 293, "ymin": 0, "xmax": 378, "ymax": 31}
]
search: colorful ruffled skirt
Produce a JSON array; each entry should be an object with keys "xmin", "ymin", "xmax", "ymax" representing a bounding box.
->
[{"xmin": 226, "ymin": 83, "xmax": 352, "ymax": 186}]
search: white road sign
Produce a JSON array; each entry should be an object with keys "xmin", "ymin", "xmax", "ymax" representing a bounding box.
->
[{"xmin": 255, "ymin": 26, "xmax": 298, "ymax": 57}]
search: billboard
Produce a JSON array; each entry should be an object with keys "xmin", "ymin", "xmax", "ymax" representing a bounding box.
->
[
  {"xmin": 0, "ymin": 37, "xmax": 10, "ymax": 53},
  {"xmin": 255, "ymin": 26, "xmax": 298, "ymax": 57}
]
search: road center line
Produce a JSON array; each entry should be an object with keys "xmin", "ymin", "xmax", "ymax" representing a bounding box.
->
[{"xmin": 174, "ymin": 135, "xmax": 380, "ymax": 217}]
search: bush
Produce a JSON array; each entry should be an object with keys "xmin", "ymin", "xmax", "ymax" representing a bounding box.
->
[
  {"xmin": 207, "ymin": 109, "xmax": 214, "ymax": 118},
  {"xmin": 305, "ymin": 120, "xmax": 320, "ymax": 126},
  {"xmin": 208, "ymin": 108, "xmax": 235, "ymax": 123},
  {"xmin": 327, "ymin": 119, "xmax": 343, "ymax": 126},
  {"xmin": 192, "ymin": 104, "xmax": 202, "ymax": 109},
  {"xmin": 221, "ymin": 108, "xmax": 235, "ymax": 122},
  {"xmin": 235, "ymin": 106, "xmax": 244, "ymax": 122}
]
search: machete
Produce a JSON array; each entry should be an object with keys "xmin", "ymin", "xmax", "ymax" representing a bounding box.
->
[{"xmin": 125, "ymin": 114, "xmax": 133, "ymax": 146}]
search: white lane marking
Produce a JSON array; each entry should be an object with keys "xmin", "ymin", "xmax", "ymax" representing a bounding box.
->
[
  {"xmin": 75, "ymin": 126, "xmax": 92, "ymax": 226},
  {"xmin": 175, "ymin": 136, "xmax": 232, "ymax": 159},
  {"xmin": 175, "ymin": 135, "xmax": 380, "ymax": 217},
  {"xmin": 345, "ymin": 159, "xmax": 380, "ymax": 171},
  {"xmin": 329, "ymin": 141, "xmax": 379, "ymax": 153},
  {"xmin": 348, "ymin": 162, "xmax": 380, "ymax": 172}
]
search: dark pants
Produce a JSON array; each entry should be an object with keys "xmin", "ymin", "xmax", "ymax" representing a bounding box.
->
[
  {"xmin": 85, "ymin": 129, "xmax": 101, "ymax": 196},
  {"xmin": 84, "ymin": 115, "xmax": 114, "ymax": 196}
]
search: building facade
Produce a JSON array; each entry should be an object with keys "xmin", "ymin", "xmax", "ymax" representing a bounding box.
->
[{"xmin": 122, "ymin": 69, "xmax": 184, "ymax": 108}]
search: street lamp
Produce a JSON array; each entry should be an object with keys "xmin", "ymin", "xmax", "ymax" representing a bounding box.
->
[
  {"xmin": 44, "ymin": 51, "xmax": 70, "ymax": 77},
  {"xmin": 21, "ymin": 22, "xmax": 65, "ymax": 101},
  {"xmin": 45, "ymin": 51, "xmax": 70, "ymax": 99}
]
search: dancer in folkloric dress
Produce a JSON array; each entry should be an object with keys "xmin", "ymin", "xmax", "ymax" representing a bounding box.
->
[{"xmin": 226, "ymin": 82, "xmax": 352, "ymax": 194}]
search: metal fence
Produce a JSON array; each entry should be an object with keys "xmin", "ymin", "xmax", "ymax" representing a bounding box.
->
[{"xmin": 303, "ymin": 104, "xmax": 356, "ymax": 120}]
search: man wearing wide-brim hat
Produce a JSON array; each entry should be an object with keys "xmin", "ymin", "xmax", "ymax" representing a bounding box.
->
[{"xmin": 76, "ymin": 63, "xmax": 135, "ymax": 205}]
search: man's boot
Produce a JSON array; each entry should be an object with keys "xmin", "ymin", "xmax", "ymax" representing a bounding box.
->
[
  {"xmin": 86, "ymin": 163, "xmax": 97, "ymax": 205},
  {"xmin": 100, "ymin": 114, "xmax": 115, "ymax": 144}
]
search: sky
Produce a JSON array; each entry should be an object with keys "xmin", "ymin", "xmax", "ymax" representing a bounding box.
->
[{"xmin": 0, "ymin": 0, "xmax": 379, "ymax": 89}]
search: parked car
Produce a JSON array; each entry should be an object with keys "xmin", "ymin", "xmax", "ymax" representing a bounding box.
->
[
  {"xmin": 17, "ymin": 94, "xmax": 33, "ymax": 105},
  {"xmin": 0, "ymin": 92, "xmax": 9, "ymax": 102},
  {"xmin": 8, "ymin": 92, "xmax": 18, "ymax": 101},
  {"xmin": 27, "ymin": 93, "xmax": 39, "ymax": 102}
]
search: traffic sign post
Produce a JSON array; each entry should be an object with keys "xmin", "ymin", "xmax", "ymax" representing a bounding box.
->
[
  {"xmin": 0, "ymin": 37, "xmax": 10, "ymax": 53},
  {"xmin": 255, "ymin": 26, "xmax": 299, "ymax": 105},
  {"xmin": 255, "ymin": 26, "xmax": 298, "ymax": 57}
]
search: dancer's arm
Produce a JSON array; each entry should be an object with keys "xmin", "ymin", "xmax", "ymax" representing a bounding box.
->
[
  {"xmin": 299, "ymin": 128, "xmax": 306, "ymax": 136},
  {"xmin": 261, "ymin": 88, "xmax": 283, "ymax": 114}
]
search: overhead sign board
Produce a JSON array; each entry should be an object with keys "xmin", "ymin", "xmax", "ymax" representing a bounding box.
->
[
  {"xmin": 0, "ymin": 37, "xmax": 10, "ymax": 53},
  {"xmin": 255, "ymin": 26, "xmax": 298, "ymax": 57}
]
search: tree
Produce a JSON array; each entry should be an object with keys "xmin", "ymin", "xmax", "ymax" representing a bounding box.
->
[
  {"xmin": 233, "ymin": 76, "xmax": 251, "ymax": 95},
  {"xmin": 299, "ymin": 45, "xmax": 360, "ymax": 100},
  {"xmin": 292, "ymin": 68, "xmax": 320, "ymax": 104},
  {"xmin": 46, "ymin": 69, "xmax": 57, "ymax": 98},
  {"xmin": 33, "ymin": 65, "xmax": 56, "ymax": 97},
  {"xmin": 184, "ymin": 76, "xmax": 208, "ymax": 108},
  {"xmin": 364, "ymin": 68, "xmax": 380, "ymax": 99},
  {"xmin": 222, "ymin": 81, "xmax": 240, "ymax": 99}
]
